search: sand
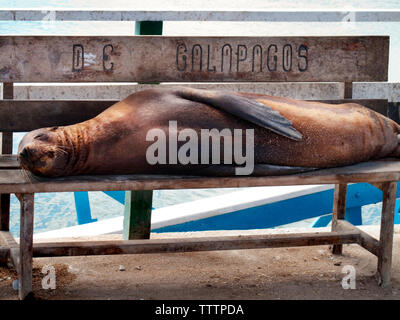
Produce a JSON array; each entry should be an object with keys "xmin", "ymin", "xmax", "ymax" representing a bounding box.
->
[{"xmin": 1, "ymin": 226, "xmax": 400, "ymax": 300}]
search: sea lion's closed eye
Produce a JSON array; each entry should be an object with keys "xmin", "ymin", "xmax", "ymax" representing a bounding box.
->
[{"xmin": 34, "ymin": 133, "xmax": 48, "ymax": 141}]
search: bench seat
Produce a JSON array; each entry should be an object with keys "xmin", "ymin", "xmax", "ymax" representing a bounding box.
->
[
  {"xmin": 0, "ymin": 33, "xmax": 396, "ymax": 299},
  {"xmin": 0, "ymin": 156, "xmax": 399, "ymax": 193}
]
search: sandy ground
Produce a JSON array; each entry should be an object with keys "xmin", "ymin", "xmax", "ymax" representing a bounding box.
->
[{"xmin": 1, "ymin": 226, "xmax": 400, "ymax": 300}]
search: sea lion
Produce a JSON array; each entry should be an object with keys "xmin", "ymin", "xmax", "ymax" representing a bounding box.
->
[{"xmin": 17, "ymin": 86, "xmax": 400, "ymax": 177}]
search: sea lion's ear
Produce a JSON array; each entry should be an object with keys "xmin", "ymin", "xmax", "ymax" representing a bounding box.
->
[{"xmin": 177, "ymin": 87, "xmax": 302, "ymax": 141}]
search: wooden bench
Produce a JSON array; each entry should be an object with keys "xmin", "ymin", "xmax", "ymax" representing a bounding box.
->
[{"xmin": 0, "ymin": 33, "xmax": 396, "ymax": 299}]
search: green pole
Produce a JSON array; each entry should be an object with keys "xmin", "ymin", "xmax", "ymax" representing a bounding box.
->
[
  {"xmin": 123, "ymin": 21, "xmax": 163, "ymax": 240},
  {"xmin": 135, "ymin": 21, "xmax": 163, "ymax": 35}
]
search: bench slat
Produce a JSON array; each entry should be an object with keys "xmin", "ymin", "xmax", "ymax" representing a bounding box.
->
[
  {"xmin": 0, "ymin": 36, "xmax": 388, "ymax": 82},
  {"xmin": 0, "ymin": 160, "xmax": 398, "ymax": 194},
  {"xmin": 28, "ymin": 230, "xmax": 360, "ymax": 257},
  {"xmin": 0, "ymin": 100, "xmax": 115, "ymax": 132},
  {"xmin": 0, "ymin": 155, "xmax": 19, "ymax": 169},
  {"xmin": 0, "ymin": 99, "xmax": 388, "ymax": 132}
]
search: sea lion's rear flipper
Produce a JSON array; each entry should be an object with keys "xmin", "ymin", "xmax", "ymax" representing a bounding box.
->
[
  {"xmin": 177, "ymin": 87, "xmax": 302, "ymax": 141},
  {"xmin": 188, "ymin": 164, "xmax": 318, "ymax": 177}
]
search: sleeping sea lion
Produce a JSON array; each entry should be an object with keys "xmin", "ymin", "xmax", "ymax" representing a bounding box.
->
[{"xmin": 17, "ymin": 87, "xmax": 400, "ymax": 177}]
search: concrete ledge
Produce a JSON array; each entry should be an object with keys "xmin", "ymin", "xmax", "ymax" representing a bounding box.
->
[{"xmin": 1, "ymin": 9, "xmax": 400, "ymax": 22}]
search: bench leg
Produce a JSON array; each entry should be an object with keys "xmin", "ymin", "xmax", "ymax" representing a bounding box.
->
[
  {"xmin": 17, "ymin": 193, "xmax": 34, "ymax": 300},
  {"xmin": 0, "ymin": 193, "xmax": 10, "ymax": 231},
  {"xmin": 0, "ymin": 132, "xmax": 13, "ymax": 232},
  {"xmin": 123, "ymin": 190, "xmax": 153, "ymax": 240},
  {"xmin": 331, "ymin": 183, "xmax": 347, "ymax": 255},
  {"xmin": 1, "ymin": 83, "xmax": 13, "ymax": 231},
  {"xmin": 376, "ymin": 182, "xmax": 397, "ymax": 287}
]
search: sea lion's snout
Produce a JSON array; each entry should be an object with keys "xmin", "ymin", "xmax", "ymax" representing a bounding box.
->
[{"xmin": 18, "ymin": 146, "xmax": 30, "ymax": 161}]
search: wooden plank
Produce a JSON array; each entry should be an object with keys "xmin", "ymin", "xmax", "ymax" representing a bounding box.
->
[
  {"xmin": 0, "ymin": 100, "xmax": 115, "ymax": 132},
  {"xmin": 377, "ymin": 181, "xmax": 397, "ymax": 287},
  {"xmin": 0, "ymin": 231, "xmax": 18, "ymax": 266},
  {"xmin": 0, "ymin": 83, "xmax": 12, "ymax": 232},
  {"xmin": 31, "ymin": 230, "xmax": 360, "ymax": 257},
  {"xmin": 344, "ymin": 82, "xmax": 353, "ymax": 99},
  {"xmin": 0, "ymin": 231, "xmax": 18, "ymax": 249},
  {"xmin": 123, "ymin": 190, "xmax": 153, "ymax": 240},
  {"xmin": 0, "ymin": 99, "xmax": 388, "ymax": 132},
  {"xmin": 9, "ymin": 82, "xmax": 346, "ymax": 100},
  {"xmin": 0, "ymin": 36, "xmax": 388, "ymax": 82},
  {"xmin": 388, "ymin": 102, "xmax": 400, "ymax": 123},
  {"xmin": 0, "ymin": 160, "xmax": 399, "ymax": 194},
  {"xmin": 17, "ymin": 193, "xmax": 34, "ymax": 300},
  {"xmin": 369, "ymin": 182, "xmax": 384, "ymax": 191},
  {"xmin": 331, "ymin": 184, "xmax": 347, "ymax": 255},
  {"xmin": 0, "ymin": 155, "xmax": 19, "ymax": 169},
  {"xmin": 335, "ymin": 220, "xmax": 379, "ymax": 256}
]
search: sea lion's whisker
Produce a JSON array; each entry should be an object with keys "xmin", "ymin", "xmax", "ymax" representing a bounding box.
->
[
  {"xmin": 55, "ymin": 146, "xmax": 70, "ymax": 155},
  {"xmin": 21, "ymin": 168, "xmax": 40, "ymax": 182}
]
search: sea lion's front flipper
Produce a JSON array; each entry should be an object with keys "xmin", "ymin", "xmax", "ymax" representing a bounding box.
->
[
  {"xmin": 188, "ymin": 164, "xmax": 317, "ymax": 177},
  {"xmin": 177, "ymin": 87, "xmax": 302, "ymax": 141}
]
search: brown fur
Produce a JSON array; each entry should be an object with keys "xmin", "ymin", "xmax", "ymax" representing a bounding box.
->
[{"xmin": 17, "ymin": 87, "xmax": 400, "ymax": 177}]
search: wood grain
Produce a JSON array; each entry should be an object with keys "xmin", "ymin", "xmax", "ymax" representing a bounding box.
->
[
  {"xmin": 0, "ymin": 36, "xmax": 388, "ymax": 82},
  {"xmin": 331, "ymin": 183, "xmax": 347, "ymax": 255},
  {"xmin": 0, "ymin": 82, "xmax": 13, "ymax": 232},
  {"xmin": 0, "ymin": 99, "xmax": 388, "ymax": 132},
  {"xmin": 18, "ymin": 193, "xmax": 34, "ymax": 300},
  {"xmin": 377, "ymin": 181, "xmax": 397, "ymax": 287},
  {"xmin": 31, "ymin": 230, "xmax": 360, "ymax": 257},
  {"xmin": 335, "ymin": 220, "xmax": 379, "ymax": 256},
  {"xmin": 0, "ymin": 160, "xmax": 398, "ymax": 194}
]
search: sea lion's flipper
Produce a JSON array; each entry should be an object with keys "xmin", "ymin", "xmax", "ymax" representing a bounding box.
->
[
  {"xmin": 177, "ymin": 87, "xmax": 302, "ymax": 141},
  {"xmin": 188, "ymin": 164, "xmax": 318, "ymax": 177}
]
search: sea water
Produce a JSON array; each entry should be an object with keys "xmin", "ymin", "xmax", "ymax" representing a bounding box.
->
[{"xmin": 2, "ymin": 0, "xmax": 398, "ymax": 236}]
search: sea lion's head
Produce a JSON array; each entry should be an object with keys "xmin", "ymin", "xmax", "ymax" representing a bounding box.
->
[{"xmin": 18, "ymin": 127, "xmax": 70, "ymax": 177}]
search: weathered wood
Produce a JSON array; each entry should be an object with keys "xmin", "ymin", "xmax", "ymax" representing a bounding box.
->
[
  {"xmin": 335, "ymin": 220, "xmax": 379, "ymax": 256},
  {"xmin": 0, "ymin": 231, "xmax": 18, "ymax": 266},
  {"xmin": 0, "ymin": 36, "xmax": 388, "ymax": 82},
  {"xmin": 1, "ymin": 132, "xmax": 12, "ymax": 154},
  {"xmin": 0, "ymin": 99, "xmax": 388, "ymax": 132},
  {"xmin": 377, "ymin": 181, "xmax": 397, "ymax": 287},
  {"xmin": 344, "ymin": 82, "xmax": 353, "ymax": 99},
  {"xmin": 0, "ymin": 191, "xmax": 10, "ymax": 231},
  {"xmin": 18, "ymin": 193, "xmax": 34, "ymax": 300},
  {"xmin": 0, "ymin": 160, "xmax": 399, "ymax": 194},
  {"xmin": 0, "ymin": 83, "xmax": 13, "ymax": 232},
  {"xmin": 0, "ymin": 100, "xmax": 115, "ymax": 132},
  {"xmin": 31, "ymin": 230, "xmax": 360, "ymax": 257},
  {"xmin": 388, "ymin": 102, "xmax": 400, "ymax": 124},
  {"xmin": 369, "ymin": 182, "xmax": 384, "ymax": 191},
  {"xmin": 123, "ymin": 190, "xmax": 153, "ymax": 240},
  {"xmin": 8, "ymin": 82, "xmax": 346, "ymax": 100},
  {"xmin": 331, "ymin": 183, "xmax": 347, "ymax": 255},
  {"xmin": 0, "ymin": 155, "xmax": 19, "ymax": 169}
]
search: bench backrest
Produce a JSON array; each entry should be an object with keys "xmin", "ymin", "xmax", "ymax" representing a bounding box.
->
[{"xmin": 0, "ymin": 35, "xmax": 389, "ymax": 134}]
